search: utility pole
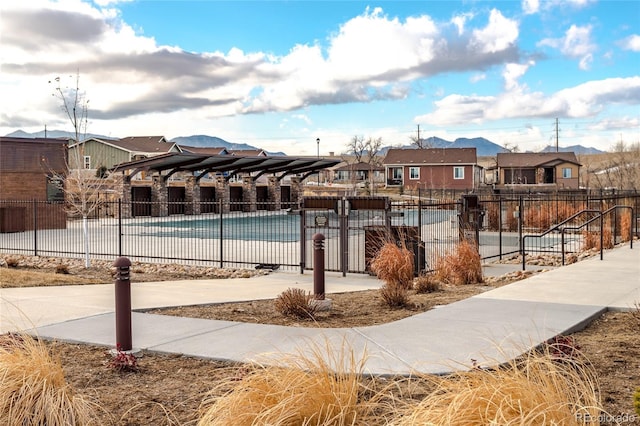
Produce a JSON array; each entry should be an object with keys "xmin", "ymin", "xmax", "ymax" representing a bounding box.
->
[
  {"xmin": 417, "ymin": 124, "xmax": 420, "ymax": 145},
  {"xmin": 555, "ymin": 118, "xmax": 559, "ymax": 152}
]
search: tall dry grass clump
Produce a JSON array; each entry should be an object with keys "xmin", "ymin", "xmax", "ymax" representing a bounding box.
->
[
  {"xmin": 394, "ymin": 350, "xmax": 602, "ymax": 425},
  {"xmin": 620, "ymin": 211, "xmax": 632, "ymax": 242},
  {"xmin": 370, "ymin": 241, "xmax": 414, "ymax": 289},
  {"xmin": 433, "ymin": 240, "xmax": 483, "ymax": 285},
  {"xmin": 198, "ymin": 341, "xmax": 367, "ymax": 426},
  {"xmin": 0, "ymin": 333, "xmax": 97, "ymax": 425},
  {"xmin": 370, "ymin": 240, "xmax": 414, "ymax": 308},
  {"xmin": 274, "ymin": 288, "xmax": 319, "ymax": 320},
  {"xmin": 582, "ymin": 228, "xmax": 614, "ymax": 251}
]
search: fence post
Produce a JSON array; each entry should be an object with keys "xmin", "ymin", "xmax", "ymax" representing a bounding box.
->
[
  {"xmin": 300, "ymin": 207, "xmax": 306, "ymax": 274},
  {"xmin": 219, "ymin": 199, "xmax": 224, "ymax": 269},
  {"xmin": 313, "ymin": 233, "xmax": 325, "ymax": 299},
  {"xmin": 113, "ymin": 256, "xmax": 132, "ymax": 351},
  {"xmin": 118, "ymin": 199, "xmax": 123, "ymax": 258},
  {"xmin": 32, "ymin": 200, "xmax": 37, "ymax": 256}
]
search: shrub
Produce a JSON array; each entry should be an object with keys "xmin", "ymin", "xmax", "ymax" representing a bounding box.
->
[
  {"xmin": 107, "ymin": 344, "xmax": 139, "ymax": 373},
  {"xmin": 413, "ymin": 274, "xmax": 441, "ymax": 294},
  {"xmin": 55, "ymin": 263, "xmax": 69, "ymax": 275},
  {"xmin": 5, "ymin": 257, "xmax": 19, "ymax": 268},
  {"xmin": 370, "ymin": 241, "xmax": 414, "ymax": 290},
  {"xmin": 379, "ymin": 282, "xmax": 409, "ymax": 308},
  {"xmin": 634, "ymin": 387, "xmax": 640, "ymax": 416},
  {"xmin": 0, "ymin": 334, "xmax": 96, "ymax": 425},
  {"xmin": 395, "ymin": 350, "xmax": 602, "ymax": 425},
  {"xmin": 198, "ymin": 341, "xmax": 365, "ymax": 426},
  {"xmin": 582, "ymin": 228, "xmax": 614, "ymax": 251},
  {"xmin": 434, "ymin": 241, "xmax": 483, "ymax": 285},
  {"xmin": 620, "ymin": 211, "xmax": 632, "ymax": 242},
  {"xmin": 274, "ymin": 288, "xmax": 318, "ymax": 320}
]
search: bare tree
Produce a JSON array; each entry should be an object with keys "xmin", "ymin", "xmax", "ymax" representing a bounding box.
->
[
  {"xmin": 590, "ymin": 141, "xmax": 640, "ymax": 191},
  {"xmin": 344, "ymin": 135, "xmax": 383, "ymax": 194},
  {"xmin": 49, "ymin": 72, "xmax": 107, "ymax": 267}
]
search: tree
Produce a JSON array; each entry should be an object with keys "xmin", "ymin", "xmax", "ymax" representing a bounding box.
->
[
  {"xmin": 49, "ymin": 72, "xmax": 107, "ymax": 268},
  {"xmin": 590, "ymin": 141, "xmax": 640, "ymax": 191},
  {"xmin": 344, "ymin": 135, "xmax": 383, "ymax": 195}
]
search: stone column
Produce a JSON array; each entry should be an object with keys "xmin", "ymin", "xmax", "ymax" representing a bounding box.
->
[
  {"xmin": 215, "ymin": 176, "xmax": 230, "ymax": 213},
  {"xmin": 242, "ymin": 176, "xmax": 257, "ymax": 212},
  {"xmin": 267, "ymin": 176, "xmax": 281, "ymax": 211},
  {"xmin": 290, "ymin": 176, "xmax": 303, "ymax": 208},
  {"xmin": 116, "ymin": 174, "xmax": 132, "ymax": 219},
  {"xmin": 185, "ymin": 176, "xmax": 201, "ymax": 215},
  {"xmin": 151, "ymin": 175, "xmax": 168, "ymax": 217}
]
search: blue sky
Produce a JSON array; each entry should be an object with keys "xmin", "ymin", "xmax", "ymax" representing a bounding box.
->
[{"xmin": 1, "ymin": 0, "xmax": 638, "ymax": 155}]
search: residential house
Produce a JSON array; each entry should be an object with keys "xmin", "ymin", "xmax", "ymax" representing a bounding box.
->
[
  {"xmin": 383, "ymin": 148, "xmax": 480, "ymax": 190},
  {"xmin": 333, "ymin": 161, "xmax": 384, "ymax": 184},
  {"xmin": 494, "ymin": 152, "xmax": 581, "ymax": 190},
  {"xmin": 68, "ymin": 136, "xmax": 182, "ymax": 172},
  {"xmin": 0, "ymin": 136, "xmax": 68, "ymax": 230}
]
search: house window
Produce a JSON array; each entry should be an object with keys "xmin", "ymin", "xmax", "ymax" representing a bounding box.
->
[
  {"xmin": 409, "ymin": 167, "xmax": 420, "ymax": 180},
  {"xmin": 562, "ymin": 167, "xmax": 572, "ymax": 178},
  {"xmin": 453, "ymin": 166, "xmax": 464, "ymax": 180},
  {"xmin": 83, "ymin": 156, "xmax": 91, "ymax": 169}
]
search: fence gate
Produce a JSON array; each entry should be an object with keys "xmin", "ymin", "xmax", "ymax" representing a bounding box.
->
[{"xmin": 300, "ymin": 196, "xmax": 391, "ymax": 275}]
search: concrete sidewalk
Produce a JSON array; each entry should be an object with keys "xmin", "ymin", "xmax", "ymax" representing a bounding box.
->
[{"xmin": 1, "ymin": 244, "xmax": 638, "ymax": 376}]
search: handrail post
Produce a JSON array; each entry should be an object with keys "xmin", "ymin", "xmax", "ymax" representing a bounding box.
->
[
  {"xmin": 599, "ymin": 212, "xmax": 604, "ymax": 260},
  {"xmin": 561, "ymin": 230, "xmax": 565, "ymax": 265}
]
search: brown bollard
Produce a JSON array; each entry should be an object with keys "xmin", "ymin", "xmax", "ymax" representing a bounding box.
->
[
  {"xmin": 312, "ymin": 233, "xmax": 325, "ymax": 300},
  {"xmin": 113, "ymin": 257, "xmax": 132, "ymax": 351}
]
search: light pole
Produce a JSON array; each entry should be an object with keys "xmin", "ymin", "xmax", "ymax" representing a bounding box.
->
[{"xmin": 316, "ymin": 137, "xmax": 320, "ymax": 186}]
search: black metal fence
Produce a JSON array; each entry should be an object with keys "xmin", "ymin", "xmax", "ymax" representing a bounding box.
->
[{"xmin": 1, "ymin": 192, "xmax": 638, "ymax": 273}]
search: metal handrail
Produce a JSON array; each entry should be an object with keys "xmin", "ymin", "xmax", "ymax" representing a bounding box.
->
[
  {"xmin": 561, "ymin": 205, "xmax": 634, "ymax": 264},
  {"xmin": 522, "ymin": 205, "xmax": 635, "ymax": 270},
  {"xmin": 522, "ymin": 209, "xmax": 601, "ymax": 270}
]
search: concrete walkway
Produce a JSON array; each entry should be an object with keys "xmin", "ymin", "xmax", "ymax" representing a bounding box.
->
[{"xmin": 1, "ymin": 244, "xmax": 638, "ymax": 376}]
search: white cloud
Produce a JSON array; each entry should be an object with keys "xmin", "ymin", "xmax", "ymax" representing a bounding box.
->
[
  {"xmin": 470, "ymin": 9, "xmax": 519, "ymax": 54},
  {"xmin": 522, "ymin": 0, "xmax": 540, "ymax": 15},
  {"xmin": 470, "ymin": 73, "xmax": 486, "ymax": 83},
  {"xmin": 619, "ymin": 34, "xmax": 640, "ymax": 52},
  {"xmin": 538, "ymin": 24, "xmax": 596, "ymax": 70},
  {"xmin": 502, "ymin": 61, "xmax": 533, "ymax": 91},
  {"xmin": 416, "ymin": 76, "xmax": 640, "ymax": 125},
  {"xmin": 451, "ymin": 12, "xmax": 474, "ymax": 35}
]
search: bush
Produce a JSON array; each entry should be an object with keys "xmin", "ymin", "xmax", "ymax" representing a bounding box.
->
[
  {"xmin": 274, "ymin": 288, "xmax": 318, "ymax": 320},
  {"xmin": 379, "ymin": 282, "xmax": 409, "ymax": 308},
  {"xmin": 582, "ymin": 228, "xmax": 614, "ymax": 251},
  {"xmin": 413, "ymin": 274, "xmax": 441, "ymax": 294},
  {"xmin": 5, "ymin": 257, "xmax": 19, "ymax": 268},
  {"xmin": 0, "ymin": 334, "xmax": 96, "ymax": 424},
  {"xmin": 198, "ymin": 341, "xmax": 365, "ymax": 426},
  {"xmin": 434, "ymin": 241, "xmax": 483, "ymax": 285},
  {"xmin": 395, "ymin": 350, "xmax": 602, "ymax": 425},
  {"xmin": 55, "ymin": 264, "xmax": 69, "ymax": 275},
  {"xmin": 370, "ymin": 241, "xmax": 414, "ymax": 290}
]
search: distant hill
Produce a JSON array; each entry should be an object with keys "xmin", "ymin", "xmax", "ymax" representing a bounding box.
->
[
  {"xmin": 5, "ymin": 130, "xmax": 601, "ymax": 157},
  {"xmin": 539, "ymin": 145, "xmax": 604, "ymax": 155},
  {"xmin": 379, "ymin": 136, "xmax": 508, "ymax": 156},
  {"xmin": 5, "ymin": 129, "xmax": 117, "ymax": 140},
  {"xmin": 379, "ymin": 136, "xmax": 601, "ymax": 157},
  {"xmin": 170, "ymin": 135, "xmax": 286, "ymax": 156}
]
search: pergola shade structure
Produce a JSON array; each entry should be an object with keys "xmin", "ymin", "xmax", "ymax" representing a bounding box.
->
[{"xmin": 110, "ymin": 152, "xmax": 340, "ymax": 182}]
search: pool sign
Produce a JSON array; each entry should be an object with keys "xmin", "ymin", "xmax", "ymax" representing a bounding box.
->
[{"xmin": 46, "ymin": 175, "xmax": 65, "ymax": 202}]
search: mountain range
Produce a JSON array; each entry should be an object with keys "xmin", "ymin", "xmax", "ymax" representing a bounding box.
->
[{"xmin": 4, "ymin": 130, "xmax": 604, "ymax": 156}]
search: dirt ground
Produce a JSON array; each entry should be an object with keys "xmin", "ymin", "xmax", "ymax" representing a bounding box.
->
[{"xmin": 2, "ymin": 260, "xmax": 639, "ymax": 425}]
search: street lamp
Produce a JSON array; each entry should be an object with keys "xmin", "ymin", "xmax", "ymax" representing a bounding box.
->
[{"xmin": 316, "ymin": 138, "xmax": 320, "ymax": 186}]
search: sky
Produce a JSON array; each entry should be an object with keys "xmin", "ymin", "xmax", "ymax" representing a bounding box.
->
[{"xmin": 1, "ymin": 0, "xmax": 639, "ymax": 156}]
